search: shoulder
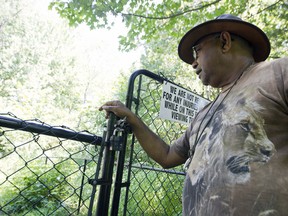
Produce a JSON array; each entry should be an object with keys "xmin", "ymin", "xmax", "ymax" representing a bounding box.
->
[
  {"xmin": 271, "ymin": 57, "xmax": 288, "ymax": 63},
  {"xmin": 268, "ymin": 57, "xmax": 288, "ymax": 79},
  {"xmin": 271, "ymin": 57, "xmax": 288, "ymax": 71},
  {"xmin": 249, "ymin": 57, "xmax": 288, "ymax": 77},
  {"xmin": 261, "ymin": 57, "xmax": 288, "ymax": 68}
]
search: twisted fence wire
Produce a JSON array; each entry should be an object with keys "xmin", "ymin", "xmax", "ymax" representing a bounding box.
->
[
  {"xmin": 0, "ymin": 113, "xmax": 100, "ymax": 215},
  {"xmin": 124, "ymin": 75, "xmax": 187, "ymax": 216}
]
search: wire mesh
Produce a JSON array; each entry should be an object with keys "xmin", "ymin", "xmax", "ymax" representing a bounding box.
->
[
  {"xmin": 0, "ymin": 113, "xmax": 100, "ymax": 215},
  {"xmin": 123, "ymin": 72, "xmax": 189, "ymax": 216}
]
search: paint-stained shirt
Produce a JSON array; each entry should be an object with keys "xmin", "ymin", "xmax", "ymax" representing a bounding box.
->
[{"xmin": 172, "ymin": 57, "xmax": 288, "ymax": 216}]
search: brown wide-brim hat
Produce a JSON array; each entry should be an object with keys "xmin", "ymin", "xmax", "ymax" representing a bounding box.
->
[{"xmin": 178, "ymin": 14, "xmax": 271, "ymax": 64}]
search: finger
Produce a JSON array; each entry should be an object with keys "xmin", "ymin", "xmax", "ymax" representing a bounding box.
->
[
  {"xmin": 99, "ymin": 105, "xmax": 115, "ymax": 118},
  {"xmin": 99, "ymin": 100, "xmax": 122, "ymax": 111}
]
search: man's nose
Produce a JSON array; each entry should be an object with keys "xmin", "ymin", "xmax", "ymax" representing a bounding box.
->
[{"xmin": 192, "ymin": 60, "xmax": 198, "ymax": 69}]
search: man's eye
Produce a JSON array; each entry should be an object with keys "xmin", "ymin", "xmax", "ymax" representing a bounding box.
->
[{"xmin": 195, "ymin": 47, "xmax": 201, "ymax": 53}]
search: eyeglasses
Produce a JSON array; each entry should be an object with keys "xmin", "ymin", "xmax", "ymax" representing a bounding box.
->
[
  {"xmin": 191, "ymin": 35, "xmax": 220, "ymax": 60},
  {"xmin": 191, "ymin": 44, "xmax": 201, "ymax": 60}
]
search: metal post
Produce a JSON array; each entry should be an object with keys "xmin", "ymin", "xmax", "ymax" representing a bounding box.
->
[
  {"xmin": 95, "ymin": 113, "xmax": 117, "ymax": 216},
  {"xmin": 110, "ymin": 128, "xmax": 129, "ymax": 215},
  {"xmin": 78, "ymin": 159, "xmax": 87, "ymax": 214}
]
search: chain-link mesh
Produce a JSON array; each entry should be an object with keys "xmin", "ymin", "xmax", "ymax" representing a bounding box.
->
[
  {"xmin": 122, "ymin": 71, "xmax": 193, "ymax": 216},
  {"xmin": 0, "ymin": 113, "xmax": 101, "ymax": 215}
]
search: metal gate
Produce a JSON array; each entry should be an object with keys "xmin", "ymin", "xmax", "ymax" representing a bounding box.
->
[
  {"xmin": 0, "ymin": 70, "xmax": 206, "ymax": 215},
  {"xmin": 120, "ymin": 70, "xmax": 188, "ymax": 215}
]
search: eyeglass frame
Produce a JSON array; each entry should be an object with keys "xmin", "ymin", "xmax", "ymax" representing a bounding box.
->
[{"xmin": 191, "ymin": 34, "xmax": 221, "ymax": 60}]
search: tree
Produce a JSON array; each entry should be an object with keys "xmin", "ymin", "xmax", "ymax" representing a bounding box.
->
[
  {"xmin": 0, "ymin": 1, "xmax": 112, "ymax": 214},
  {"xmin": 0, "ymin": 0, "xmax": 81, "ymax": 122},
  {"xmin": 0, "ymin": 0, "xmax": 118, "ymax": 131},
  {"xmin": 49, "ymin": 0, "xmax": 287, "ymax": 58},
  {"xmin": 48, "ymin": 0, "xmax": 287, "ymax": 103}
]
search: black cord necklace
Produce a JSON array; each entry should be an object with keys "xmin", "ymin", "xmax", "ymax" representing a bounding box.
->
[
  {"xmin": 193, "ymin": 83, "xmax": 233, "ymax": 149},
  {"xmin": 184, "ymin": 63, "xmax": 254, "ymax": 170}
]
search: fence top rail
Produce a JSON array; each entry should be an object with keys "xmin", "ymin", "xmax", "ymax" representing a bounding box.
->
[
  {"xmin": 126, "ymin": 69, "xmax": 208, "ymax": 106},
  {"xmin": 0, "ymin": 114, "xmax": 102, "ymax": 145}
]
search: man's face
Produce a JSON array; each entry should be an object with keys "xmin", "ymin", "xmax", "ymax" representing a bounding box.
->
[{"xmin": 191, "ymin": 34, "xmax": 224, "ymax": 87}]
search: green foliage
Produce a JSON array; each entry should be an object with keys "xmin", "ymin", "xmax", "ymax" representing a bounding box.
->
[
  {"xmin": 0, "ymin": 160, "xmax": 76, "ymax": 215},
  {"xmin": 0, "ymin": 0, "xmax": 113, "ymax": 133},
  {"xmin": 49, "ymin": 0, "xmax": 288, "ymax": 60},
  {"xmin": 48, "ymin": 0, "xmax": 129, "ymax": 28},
  {"xmin": 245, "ymin": 1, "xmax": 288, "ymax": 58},
  {"xmin": 123, "ymin": 169, "xmax": 183, "ymax": 216},
  {"xmin": 48, "ymin": 0, "xmax": 288, "ymax": 102},
  {"xmin": 0, "ymin": 0, "xmax": 77, "ymax": 117}
]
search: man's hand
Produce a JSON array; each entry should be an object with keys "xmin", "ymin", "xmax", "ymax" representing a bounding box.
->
[
  {"xmin": 99, "ymin": 100, "xmax": 185, "ymax": 168},
  {"xmin": 99, "ymin": 100, "xmax": 135, "ymax": 123}
]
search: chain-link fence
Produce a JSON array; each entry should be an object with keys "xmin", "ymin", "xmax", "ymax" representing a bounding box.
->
[
  {"xmin": 121, "ymin": 70, "xmax": 189, "ymax": 216},
  {"xmin": 0, "ymin": 70, "xmax": 209, "ymax": 215},
  {"xmin": 0, "ymin": 113, "xmax": 103, "ymax": 215}
]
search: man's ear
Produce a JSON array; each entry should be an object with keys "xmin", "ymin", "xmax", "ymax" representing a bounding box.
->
[{"xmin": 220, "ymin": 31, "xmax": 232, "ymax": 53}]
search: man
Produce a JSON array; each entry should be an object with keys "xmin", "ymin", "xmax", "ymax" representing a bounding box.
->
[{"xmin": 100, "ymin": 14, "xmax": 288, "ymax": 215}]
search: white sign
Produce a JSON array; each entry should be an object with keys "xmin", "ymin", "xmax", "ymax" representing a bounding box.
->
[{"xmin": 159, "ymin": 81, "xmax": 210, "ymax": 125}]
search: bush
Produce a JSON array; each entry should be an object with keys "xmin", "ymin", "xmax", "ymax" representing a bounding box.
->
[{"xmin": 0, "ymin": 160, "xmax": 78, "ymax": 215}]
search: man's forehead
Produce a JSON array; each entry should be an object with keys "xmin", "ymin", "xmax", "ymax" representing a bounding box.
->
[
  {"xmin": 194, "ymin": 32, "xmax": 221, "ymax": 46},
  {"xmin": 194, "ymin": 33, "xmax": 221, "ymax": 46}
]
